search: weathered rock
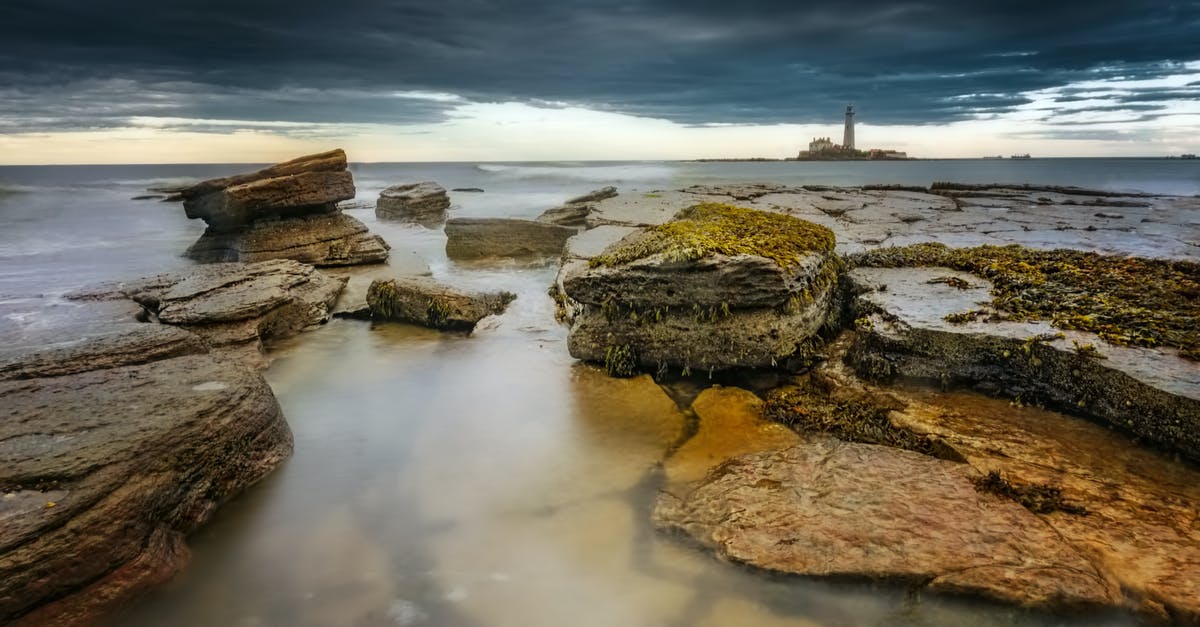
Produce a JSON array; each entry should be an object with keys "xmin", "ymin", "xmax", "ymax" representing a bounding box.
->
[
  {"xmin": 327, "ymin": 253, "xmax": 433, "ymax": 319},
  {"xmin": 67, "ymin": 260, "xmax": 346, "ymax": 366},
  {"xmin": 654, "ymin": 439, "xmax": 1119, "ymax": 611},
  {"xmin": 444, "ymin": 218, "xmax": 576, "ymax": 259},
  {"xmin": 0, "ymin": 324, "xmax": 292, "ymax": 625},
  {"xmin": 366, "ymin": 277, "xmax": 515, "ymax": 332},
  {"xmin": 180, "ymin": 150, "xmax": 354, "ymax": 231},
  {"xmin": 536, "ymin": 186, "xmax": 618, "ymax": 227},
  {"xmin": 561, "ymin": 204, "xmax": 839, "ymax": 373},
  {"xmin": 173, "ymin": 150, "xmax": 389, "ymax": 266},
  {"xmin": 563, "ymin": 245, "xmax": 834, "ymax": 309},
  {"xmin": 844, "ymin": 266, "xmax": 1200, "ymax": 462},
  {"xmin": 567, "ymin": 288, "xmax": 835, "ymax": 373},
  {"xmin": 802, "ymin": 340, "xmax": 1200, "ymax": 620},
  {"xmin": 451, "ymin": 187, "xmax": 484, "ymax": 193},
  {"xmin": 375, "ymin": 181, "xmax": 451, "ymax": 225},
  {"xmin": 184, "ymin": 212, "xmax": 390, "ymax": 266}
]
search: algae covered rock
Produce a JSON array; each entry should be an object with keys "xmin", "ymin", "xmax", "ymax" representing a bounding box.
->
[
  {"xmin": 562, "ymin": 203, "xmax": 840, "ymax": 374},
  {"xmin": 366, "ymin": 277, "xmax": 515, "ymax": 332}
]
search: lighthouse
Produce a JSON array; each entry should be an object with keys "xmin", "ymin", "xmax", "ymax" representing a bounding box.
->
[{"xmin": 843, "ymin": 104, "xmax": 855, "ymax": 150}]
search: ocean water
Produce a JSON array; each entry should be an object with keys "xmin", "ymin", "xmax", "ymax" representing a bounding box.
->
[{"xmin": 2, "ymin": 159, "xmax": 1189, "ymax": 626}]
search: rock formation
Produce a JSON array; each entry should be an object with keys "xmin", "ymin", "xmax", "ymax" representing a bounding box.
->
[
  {"xmin": 68, "ymin": 259, "xmax": 346, "ymax": 367},
  {"xmin": 444, "ymin": 218, "xmax": 576, "ymax": 260},
  {"xmin": 375, "ymin": 181, "xmax": 451, "ymax": 225},
  {"xmin": 366, "ymin": 277, "xmax": 515, "ymax": 332},
  {"xmin": 0, "ymin": 323, "xmax": 292, "ymax": 626},
  {"xmin": 536, "ymin": 186, "xmax": 617, "ymax": 227},
  {"xmin": 560, "ymin": 203, "xmax": 841, "ymax": 374},
  {"xmin": 176, "ymin": 149, "xmax": 389, "ymax": 266}
]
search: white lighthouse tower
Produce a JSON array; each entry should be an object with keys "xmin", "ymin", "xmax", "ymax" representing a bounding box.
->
[{"xmin": 843, "ymin": 104, "xmax": 855, "ymax": 150}]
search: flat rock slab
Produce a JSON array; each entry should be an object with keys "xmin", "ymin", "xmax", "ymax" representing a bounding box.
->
[
  {"xmin": 0, "ymin": 326, "xmax": 292, "ymax": 625},
  {"xmin": 654, "ymin": 439, "xmax": 1118, "ymax": 611},
  {"xmin": 444, "ymin": 218, "xmax": 575, "ymax": 260},
  {"xmin": 845, "ymin": 266, "xmax": 1200, "ymax": 462},
  {"xmin": 536, "ymin": 186, "xmax": 618, "ymax": 226},
  {"xmin": 67, "ymin": 260, "xmax": 346, "ymax": 365},
  {"xmin": 185, "ymin": 212, "xmax": 390, "ymax": 267},
  {"xmin": 366, "ymin": 277, "xmax": 515, "ymax": 332},
  {"xmin": 181, "ymin": 149, "xmax": 354, "ymax": 230}
]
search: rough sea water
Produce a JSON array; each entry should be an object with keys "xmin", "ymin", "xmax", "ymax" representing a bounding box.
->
[{"xmin": 1, "ymin": 159, "xmax": 1196, "ymax": 626}]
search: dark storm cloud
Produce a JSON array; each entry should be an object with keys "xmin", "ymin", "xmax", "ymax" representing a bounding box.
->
[{"xmin": 0, "ymin": 0, "xmax": 1198, "ymax": 130}]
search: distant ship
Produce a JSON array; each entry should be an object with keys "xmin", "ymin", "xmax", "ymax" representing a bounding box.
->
[
  {"xmin": 1010, "ymin": 154, "xmax": 1031, "ymax": 159},
  {"xmin": 1182, "ymin": 154, "xmax": 1197, "ymax": 160}
]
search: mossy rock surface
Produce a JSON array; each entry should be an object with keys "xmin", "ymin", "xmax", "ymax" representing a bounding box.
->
[
  {"xmin": 590, "ymin": 202, "xmax": 835, "ymax": 269},
  {"xmin": 366, "ymin": 277, "xmax": 515, "ymax": 332},
  {"xmin": 850, "ymin": 242, "xmax": 1200, "ymax": 360}
]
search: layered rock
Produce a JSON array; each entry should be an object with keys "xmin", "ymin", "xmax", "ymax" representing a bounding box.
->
[
  {"xmin": 560, "ymin": 203, "xmax": 841, "ymax": 374},
  {"xmin": 0, "ymin": 323, "xmax": 292, "ymax": 625},
  {"xmin": 444, "ymin": 218, "xmax": 576, "ymax": 260},
  {"xmin": 654, "ymin": 439, "xmax": 1119, "ymax": 611},
  {"xmin": 366, "ymin": 277, "xmax": 515, "ymax": 332},
  {"xmin": 843, "ymin": 265, "xmax": 1200, "ymax": 463},
  {"xmin": 375, "ymin": 181, "xmax": 451, "ymax": 225},
  {"xmin": 176, "ymin": 149, "xmax": 389, "ymax": 266},
  {"xmin": 536, "ymin": 186, "xmax": 617, "ymax": 227},
  {"xmin": 68, "ymin": 259, "xmax": 346, "ymax": 366}
]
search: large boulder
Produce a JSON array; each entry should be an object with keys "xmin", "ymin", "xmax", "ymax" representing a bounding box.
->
[
  {"xmin": 444, "ymin": 218, "xmax": 576, "ymax": 260},
  {"xmin": 175, "ymin": 150, "xmax": 389, "ymax": 266},
  {"xmin": 375, "ymin": 182, "xmax": 451, "ymax": 225},
  {"xmin": 0, "ymin": 323, "xmax": 292, "ymax": 625},
  {"xmin": 366, "ymin": 277, "xmax": 515, "ymax": 332},
  {"xmin": 560, "ymin": 203, "xmax": 841, "ymax": 374},
  {"xmin": 67, "ymin": 259, "xmax": 346, "ymax": 366},
  {"xmin": 179, "ymin": 149, "xmax": 354, "ymax": 230},
  {"xmin": 185, "ymin": 213, "xmax": 389, "ymax": 266}
]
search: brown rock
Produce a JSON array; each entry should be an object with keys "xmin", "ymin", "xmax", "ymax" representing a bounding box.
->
[
  {"xmin": 444, "ymin": 218, "xmax": 576, "ymax": 259},
  {"xmin": 376, "ymin": 181, "xmax": 451, "ymax": 225},
  {"xmin": 184, "ymin": 213, "xmax": 390, "ymax": 266},
  {"xmin": 654, "ymin": 439, "xmax": 1119, "ymax": 610},
  {"xmin": 0, "ymin": 326, "xmax": 292, "ymax": 626},
  {"xmin": 366, "ymin": 277, "xmax": 515, "ymax": 332}
]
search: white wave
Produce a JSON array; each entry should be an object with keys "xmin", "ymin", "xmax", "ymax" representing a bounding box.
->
[{"xmin": 474, "ymin": 162, "xmax": 674, "ymax": 184}]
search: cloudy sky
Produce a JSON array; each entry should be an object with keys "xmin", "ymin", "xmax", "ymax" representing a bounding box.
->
[{"xmin": 1, "ymin": 0, "xmax": 1198, "ymax": 163}]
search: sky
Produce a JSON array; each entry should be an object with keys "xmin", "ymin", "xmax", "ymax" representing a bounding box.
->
[{"xmin": 1, "ymin": 0, "xmax": 1198, "ymax": 164}]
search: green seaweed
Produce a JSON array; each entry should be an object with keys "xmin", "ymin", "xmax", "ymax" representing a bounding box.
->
[
  {"xmin": 590, "ymin": 202, "xmax": 835, "ymax": 269},
  {"xmin": 850, "ymin": 242, "xmax": 1200, "ymax": 360},
  {"xmin": 604, "ymin": 344, "xmax": 638, "ymax": 377},
  {"xmin": 764, "ymin": 384, "xmax": 943, "ymax": 458}
]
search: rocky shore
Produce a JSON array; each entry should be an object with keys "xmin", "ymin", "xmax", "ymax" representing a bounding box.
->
[{"xmin": 3, "ymin": 153, "xmax": 1198, "ymax": 624}]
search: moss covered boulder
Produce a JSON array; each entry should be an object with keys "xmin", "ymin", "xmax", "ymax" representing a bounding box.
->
[
  {"xmin": 561, "ymin": 203, "xmax": 841, "ymax": 374},
  {"xmin": 366, "ymin": 277, "xmax": 515, "ymax": 332}
]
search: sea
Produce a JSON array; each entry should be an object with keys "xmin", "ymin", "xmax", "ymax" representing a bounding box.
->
[{"xmin": 1, "ymin": 159, "xmax": 1195, "ymax": 627}]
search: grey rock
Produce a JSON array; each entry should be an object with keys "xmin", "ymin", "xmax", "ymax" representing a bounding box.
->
[
  {"xmin": 376, "ymin": 181, "xmax": 451, "ymax": 224},
  {"xmin": 566, "ymin": 186, "xmax": 618, "ymax": 204},
  {"xmin": 366, "ymin": 277, "xmax": 515, "ymax": 332},
  {"xmin": 0, "ymin": 325, "xmax": 291, "ymax": 625},
  {"xmin": 444, "ymin": 218, "xmax": 576, "ymax": 260},
  {"xmin": 185, "ymin": 212, "xmax": 390, "ymax": 267},
  {"xmin": 536, "ymin": 186, "xmax": 619, "ymax": 227}
]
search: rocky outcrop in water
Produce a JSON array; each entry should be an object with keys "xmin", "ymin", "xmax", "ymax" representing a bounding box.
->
[
  {"xmin": 0, "ymin": 323, "xmax": 292, "ymax": 626},
  {"xmin": 375, "ymin": 181, "xmax": 451, "ymax": 225},
  {"xmin": 68, "ymin": 259, "xmax": 346, "ymax": 367},
  {"xmin": 176, "ymin": 149, "xmax": 389, "ymax": 266},
  {"xmin": 536, "ymin": 186, "xmax": 617, "ymax": 227},
  {"xmin": 843, "ymin": 265, "xmax": 1200, "ymax": 463},
  {"xmin": 366, "ymin": 277, "xmax": 515, "ymax": 332},
  {"xmin": 560, "ymin": 203, "xmax": 841, "ymax": 374},
  {"xmin": 444, "ymin": 218, "xmax": 576, "ymax": 260}
]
